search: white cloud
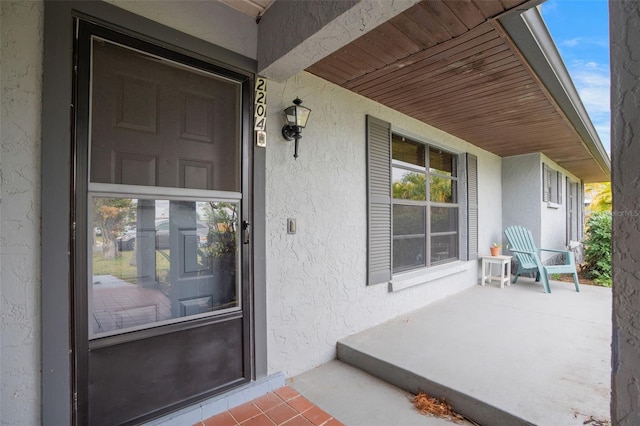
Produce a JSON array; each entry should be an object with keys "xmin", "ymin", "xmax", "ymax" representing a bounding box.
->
[
  {"xmin": 569, "ymin": 61, "xmax": 610, "ymax": 113},
  {"xmin": 562, "ymin": 38, "xmax": 580, "ymax": 47},
  {"xmin": 541, "ymin": 0, "xmax": 558, "ymax": 14},
  {"xmin": 559, "ymin": 37, "xmax": 608, "ymax": 48},
  {"xmin": 566, "ymin": 60, "xmax": 611, "ymax": 151}
]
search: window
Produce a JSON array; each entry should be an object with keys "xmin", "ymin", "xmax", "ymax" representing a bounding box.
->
[
  {"xmin": 366, "ymin": 116, "xmax": 477, "ymax": 285},
  {"xmin": 543, "ymin": 163, "xmax": 562, "ymax": 204},
  {"xmin": 90, "ymin": 197, "xmax": 240, "ymax": 338},
  {"xmin": 392, "ymin": 136, "xmax": 459, "ymax": 272}
]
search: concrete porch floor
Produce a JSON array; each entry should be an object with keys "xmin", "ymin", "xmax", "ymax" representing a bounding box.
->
[{"xmin": 293, "ymin": 278, "xmax": 612, "ymax": 426}]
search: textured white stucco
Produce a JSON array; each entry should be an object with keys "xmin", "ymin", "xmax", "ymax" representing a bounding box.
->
[
  {"xmin": 502, "ymin": 153, "xmax": 542, "ymax": 246},
  {"xmin": 611, "ymin": 1, "xmax": 640, "ymax": 424},
  {"xmin": 503, "ymin": 152, "xmax": 581, "ymax": 259},
  {"xmin": 478, "ymin": 153, "xmax": 503, "ymax": 249},
  {"xmin": 107, "ymin": 0, "xmax": 258, "ymax": 59},
  {"xmin": 265, "ymin": 72, "xmax": 503, "ymax": 377},
  {"xmin": 1, "ymin": 1, "xmax": 43, "ymax": 424}
]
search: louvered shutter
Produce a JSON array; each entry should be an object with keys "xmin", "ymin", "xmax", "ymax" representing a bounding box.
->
[
  {"xmin": 367, "ymin": 116, "xmax": 392, "ymax": 285},
  {"xmin": 557, "ymin": 171, "xmax": 563, "ymax": 204},
  {"xmin": 467, "ymin": 154, "xmax": 478, "ymax": 260},
  {"xmin": 542, "ymin": 163, "xmax": 551, "ymax": 202}
]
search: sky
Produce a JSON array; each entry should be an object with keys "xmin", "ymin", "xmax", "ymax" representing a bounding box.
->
[{"xmin": 540, "ymin": 0, "xmax": 611, "ymax": 153}]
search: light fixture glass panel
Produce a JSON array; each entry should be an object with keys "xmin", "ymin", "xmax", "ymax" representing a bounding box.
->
[
  {"xmin": 284, "ymin": 105, "xmax": 297, "ymax": 126},
  {"xmin": 295, "ymin": 106, "xmax": 311, "ymax": 127}
]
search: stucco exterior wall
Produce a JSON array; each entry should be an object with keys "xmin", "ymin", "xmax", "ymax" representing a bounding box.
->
[
  {"xmin": 265, "ymin": 72, "xmax": 503, "ymax": 377},
  {"xmin": 478, "ymin": 153, "xmax": 503, "ymax": 250},
  {"xmin": 502, "ymin": 153, "xmax": 542, "ymax": 246},
  {"xmin": 610, "ymin": 1, "xmax": 640, "ymax": 423},
  {"xmin": 0, "ymin": 1, "xmax": 43, "ymax": 424},
  {"xmin": 503, "ymin": 152, "xmax": 581, "ymax": 261}
]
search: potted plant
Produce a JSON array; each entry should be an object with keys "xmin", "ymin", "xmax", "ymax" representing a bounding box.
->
[{"xmin": 490, "ymin": 242, "xmax": 502, "ymax": 256}]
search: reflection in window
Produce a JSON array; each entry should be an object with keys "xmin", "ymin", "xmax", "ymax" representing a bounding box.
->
[{"xmin": 90, "ymin": 197, "xmax": 240, "ymax": 338}]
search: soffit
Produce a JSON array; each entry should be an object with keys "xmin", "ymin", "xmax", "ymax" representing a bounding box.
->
[{"xmin": 306, "ymin": 0, "xmax": 609, "ymax": 182}]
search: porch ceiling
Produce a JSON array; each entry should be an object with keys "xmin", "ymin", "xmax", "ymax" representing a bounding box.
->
[{"xmin": 305, "ymin": 0, "xmax": 610, "ymax": 182}]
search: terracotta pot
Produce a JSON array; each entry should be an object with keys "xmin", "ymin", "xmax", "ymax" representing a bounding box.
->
[{"xmin": 490, "ymin": 247, "xmax": 501, "ymax": 256}]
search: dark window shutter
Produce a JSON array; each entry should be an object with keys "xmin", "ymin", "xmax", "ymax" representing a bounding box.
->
[
  {"xmin": 542, "ymin": 163, "xmax": 550, "ymax": 202},
  {"xmin": 557, "ymin": 171, "xmax": 563, "ymax": 204},
  {"xmin": 467, "ymin": 153, "xmax": 478, "ymax": 260},
  {"xmin": 367, "ymin": 115, "xmax": 392, "ymax": 285}
]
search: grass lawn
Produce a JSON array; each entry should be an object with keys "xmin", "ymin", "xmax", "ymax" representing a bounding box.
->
[{"xmin": 92, "ymin": 249, "xmax": 170, "ymax": 283}]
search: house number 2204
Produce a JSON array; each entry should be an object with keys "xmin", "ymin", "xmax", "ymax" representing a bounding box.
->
[{"xmin": 255, "ymin": 78, "xmax": 267, "ymax": 147}]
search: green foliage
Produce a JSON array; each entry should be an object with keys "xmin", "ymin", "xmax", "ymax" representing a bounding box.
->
[
  {"xmin": 393, "ymin": 172, "xmax": 426, "ymax": 200},
  {"xmin": 583, "ymin": 211, "xmax": 612, "ymax": 287},
  {"xmin": 201, "ymin": 202, "xmax": 238, "ymax": 271},
  {"xmin": 392, "ymin": 172, "xmax": 453, "ymax": 202},
  {"xmin": 585, "ymin": 182, "xmax": 612, "ymax": 214},
  {"xmin": 92, "ymin": 249, "xmax": 170, "ymax": 283}
]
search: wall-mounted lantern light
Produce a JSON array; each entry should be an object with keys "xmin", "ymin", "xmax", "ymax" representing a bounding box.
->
[{"xmin": 281, "ymin": 98, "xmax": 311, "ymax": 159}]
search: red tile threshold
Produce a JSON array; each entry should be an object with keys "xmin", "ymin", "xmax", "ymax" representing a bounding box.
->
[{"xmin": 197, "ymin": 386, "xmax": 344, "ymax": 426}]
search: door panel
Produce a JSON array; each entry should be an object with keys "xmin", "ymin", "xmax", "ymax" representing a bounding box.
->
[
  {"xmin": 88, "ymin": 317, "xmax": 244, "ymax": 426},
  {"xmin": 90, "ymin": 38, "xmax": 241, "ymax": 191}
]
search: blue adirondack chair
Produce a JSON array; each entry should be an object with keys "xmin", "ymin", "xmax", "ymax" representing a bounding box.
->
[{"xmin": 504, "ymin": 225, "xmax": 580, "ymax": 293}]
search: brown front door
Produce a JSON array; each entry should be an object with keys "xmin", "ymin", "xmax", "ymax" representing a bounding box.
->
[{"xmin": 74, "ymin": 21, "xmax": 252, "ymax": 425}]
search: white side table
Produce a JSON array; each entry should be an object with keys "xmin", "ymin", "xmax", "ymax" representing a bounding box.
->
[{"xmin": 481, "ymin": 255, "xmax": 512, "ymax": 288}]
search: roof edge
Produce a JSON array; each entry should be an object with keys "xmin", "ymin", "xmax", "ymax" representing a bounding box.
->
[{"xmin": 499, "ymin": 6, "xmax": 611, "ymax": 182}]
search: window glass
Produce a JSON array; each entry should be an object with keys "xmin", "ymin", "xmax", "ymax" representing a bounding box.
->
[
  {"xmin": 429, "ymin": 175, "xmax": 456, "ymax": 203},
  {"xmin": 393, "ymin": 169, "xmax": 427, "ymax": 201},
  {"xmin": 390, "ymin": 133, "xmax": 460, "ymax": 273},
  {"xmin": 431, "ymin": 234, "xmax": 458, "ymax": 264},
  {"xmin": 429, "ymin": 147, "xmax": 456, "ymax": 176},
  {"xmin": 393, "ymin": 238, "xmax": 426, "ymax": 271},
  {"xmin": 393, "ymin": 205, "xmax": 426, "ymax": 235},
  {"xmin": 90, "ymin": 197, "xmax": 239, "ymax": 338},
  {"xmin": 431, "ymin": 207, "xmax": 458, "ymax": 233},
  {"xmin": 392, "ymin": 136, "xmax": 425, "ymax": 167},
  {"xmin": 393, "ymin": 205, "xmax": 426, "ymax": 271}
]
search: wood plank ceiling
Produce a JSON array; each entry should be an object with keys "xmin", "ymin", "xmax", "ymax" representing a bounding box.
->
[{"xmin": 306, "ymin": 0, "xmax": 608, "ymax": 182}]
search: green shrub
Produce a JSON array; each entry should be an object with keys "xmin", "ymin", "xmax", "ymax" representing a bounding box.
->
[{"xmin": 583, "ymin": 212, "xmax": 612, "ymax": 287}]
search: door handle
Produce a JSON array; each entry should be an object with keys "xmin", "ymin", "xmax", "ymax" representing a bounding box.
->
[{"xmin": 242, "ymin": 220, "xmax": 251, "ymax": 245}]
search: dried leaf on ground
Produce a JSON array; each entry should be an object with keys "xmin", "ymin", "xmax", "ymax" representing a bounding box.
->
[
  {"xmin": 583, "ymin": 416, "xmax": 611, "ymax": 426},
  {"xmin": 412, "ymin": 392, "xmax": 465, "ymax": 424}
]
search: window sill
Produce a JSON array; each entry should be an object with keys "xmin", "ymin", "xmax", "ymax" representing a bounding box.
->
[
  {"xmin": 388, "ymin": 261, "xmax": 474, "ymax": 292},
  {"xmin": 546, "ymin": 202, "xmax": 561, "ymax": 209}
]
